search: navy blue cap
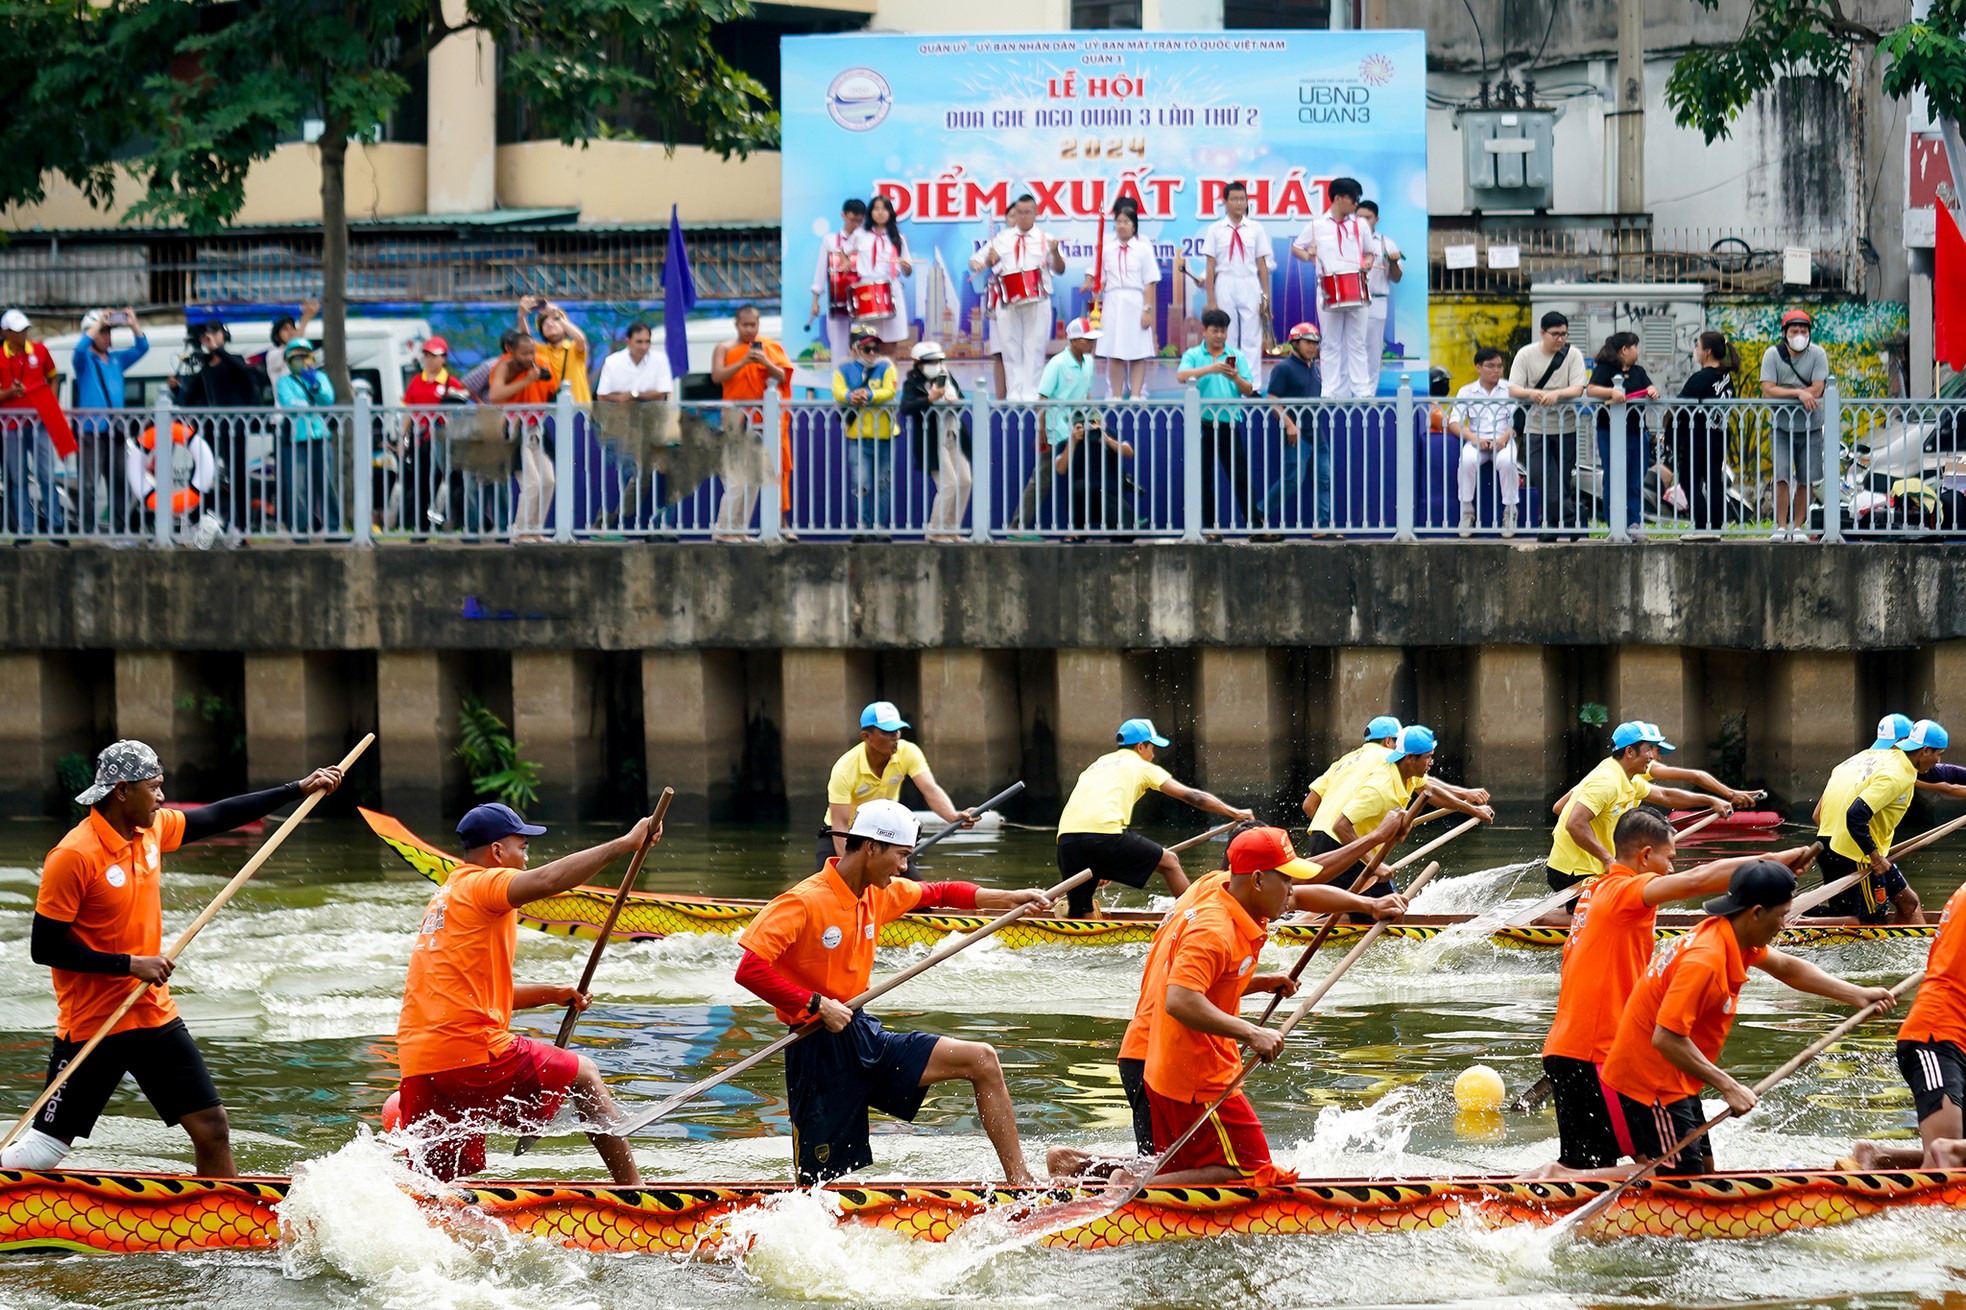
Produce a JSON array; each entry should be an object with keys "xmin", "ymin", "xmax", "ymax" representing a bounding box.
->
[
  {"xmin": 456, "ymin": 802, "xmax": 546, "ymax": 849},
  {"xmin": 1702, "ymin": 860, "xmax": 1797, "ymax": 916}
]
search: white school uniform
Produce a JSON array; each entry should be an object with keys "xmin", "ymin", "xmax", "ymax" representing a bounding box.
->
[
  {"xmin": 861, "ymin": 229, "xmax": 913, "ymax": 346},
  {"xmin": 1292, "ymin": 213, "xmax": 1374, "ymax": 398},
  {"xmin": 812, "ymin": 227, "xmax": 872, "ymax": 364},
  {"xmin": 971, "ymin": 225, "xmax": 1058, "ymax": 402},
  {"xmin": 1092, "ymin": 235, "xmax": 1161, "ymax": 363},
  {"xmin": 1363, "ymin": 227, "xmax": 1401, "ymax": 376},
  {"xmin": 1203, "ymin": 217, "xmax": 1272, "ymax": 362},
  {"xmin": 1450, "ymin": 378, "xmax": 1520, "ymax": 505}
]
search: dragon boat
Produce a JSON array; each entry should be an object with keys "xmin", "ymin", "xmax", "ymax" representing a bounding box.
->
[
  {"xmin": 5, "ymin": 1166, "xmax": 1964, "ymax": 1255},
  {"xmin": 361, "ymin": 809, "xmax": 1934, "ymax": 953}
]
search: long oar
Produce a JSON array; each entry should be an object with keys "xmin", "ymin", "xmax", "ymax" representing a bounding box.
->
[
  {"xmin": 1385, "ymin": 813, "xmax": 1483, "ymax": 874},
  {"xmin": 1553, "ymin": 969, "xmax": 1922, "ymax": 1241},
  {"xmin": 1787, "ymin": 812, "xmax": 1966, "ymax": 919},
  {"xmin": 617, "ymin": 867, "xmax": 1093, "ymax": 1137},
  {"xmin": 1011, "ymin": 858, "xmax": 1449, "ymax": 1239},
  {"xmin": 1504, "ymin": 808, "xmax": 1733, "ymax": 929},
  {"xmin": 0, "ymin": 734, "xmax": 374, "ymax": 1155},
  {"xmin": 1166, "ymin": 818, "xmax": 1240, "ymax": 855},
  {"xmin": 908, "ymin": 781, "xmax": 1025, "ymax": 863},
  {"xmin": 512, "ymin": 787, "xmax": 674, "ymax": 1157}
]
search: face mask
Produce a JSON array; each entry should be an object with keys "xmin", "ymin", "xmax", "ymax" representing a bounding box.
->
[
  {"xmin": 922, "ymin": 361, "xmax": 947, "ymax": 378},
  {"xmin": 1786, "ymin": 331, "xmax": 1810, "ymax": 351}
]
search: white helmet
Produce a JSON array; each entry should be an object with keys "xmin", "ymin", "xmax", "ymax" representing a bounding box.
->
[{"xmin": 848, "ymin": 798, "xmax": 920, "ymax": 846}]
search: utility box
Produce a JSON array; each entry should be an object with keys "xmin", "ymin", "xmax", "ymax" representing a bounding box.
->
[{"xmin": 1457, "ymin": 109, "xmax": 1557, "ymax": 211}]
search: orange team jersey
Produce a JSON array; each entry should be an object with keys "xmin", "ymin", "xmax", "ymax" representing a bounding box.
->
[
  {"xmin": 1144, "ymin": 883, "xmax": 1270, "ymax": 1103},
  {"xmin": 1119, "ymin": 870, "xmax": 1231, "ymax": 1062},
  {"xmin": 1542, "ymin": 863, "xmax": 1662, "ymax": 1064},
  {"xmin": 396, "ymin": 864, "xmax": 521, "ymax": 1079},
  {"xmin": 35, "ymin": 808, "xmax": 189, "ymax": 1040},
  {"xmin": 1901, "ymin": 883, "xmax": 1966, "ymax": 1049},
  {"xmin": 738, "ymin": 860, "xmax": 925, "ymax": 1025},
  {"xmin": 1600, "ymin": 913, "xmax": 1766, "ymax": 1106}
]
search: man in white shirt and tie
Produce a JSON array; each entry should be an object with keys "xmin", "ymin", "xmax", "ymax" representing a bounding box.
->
[
  {"xmin": 808, "ymin": 198, "xmax": 869, "ymax": 366},
  {"xmin": 1358, "ymin": 199, "xmax": 1401, "ymax": 383},
  {"xmin": 1202, "ymin": 182, "xmax": 1273, "ymax": 369},
  {"xmin": 1289, "ymin": 177, "xmax": 1376, "ymax": 399},
  {"xmin": 971, "ymin": 193, "xmax": 1067, "ymax": 403}
]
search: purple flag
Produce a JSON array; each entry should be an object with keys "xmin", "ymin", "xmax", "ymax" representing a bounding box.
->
[{"xmin": 663, "ymin": 204, "xmax": 697, "ymax": 379}]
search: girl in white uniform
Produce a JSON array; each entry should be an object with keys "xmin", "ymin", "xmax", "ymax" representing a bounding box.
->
[
  {"xmin": 863, "ymin": 195, "xmax": 914, "ymax": 355},
  {"xmin": 1084, "ymin": 205, "xmax": 1161, "ymax": 399}
]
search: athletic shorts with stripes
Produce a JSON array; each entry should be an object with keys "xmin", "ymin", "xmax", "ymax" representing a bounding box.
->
[
  {"xmin": 1898, "ymin": 1039, "xmax": 1966, "ymax": 1124},
  {"xmin": 1610, "ymin": 1091, "xmax": 1714, "ymax": 1176},
  {"xmin": 1145, "ymin": 1087, "xmax": 1272, "ymax": 1176}
]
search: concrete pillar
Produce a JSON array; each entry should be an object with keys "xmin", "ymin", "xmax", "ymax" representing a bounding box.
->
[
  {"xmin": 1054, "ymin": 649, "xmax": 1128, "ymax": 780},
  {"xmin": 780, "ymin": 650, "xmax": 857, "ymax": 814},
  {"xmin": 1329, "ymin": 647, "xmax": 1406, "ymax": 749},
  {"xmin": 425, "ymin": 0, "xmax": 497, "ymax": 214},
  {"xmin": 1196, "ymin": 647, "xmax": 1282, "ymax": 801},
  {"xmin": 1767, "ymin": 652, "xmax": 1862, "ymax": 806},
  {"xmin": 642, "ymin": 650, "xmax": 746, "ymax": 822},
  {"xmin": 1467, "ymin": 644, "xmax": 1560, "ymax": 807},
  {"xmin": 1612, "ymin": 645, "xmax": 1695, "ymax": 759},
  {"xmin": 1925, "ymin": 640, "xmax": 1966, "ymax": 728},
  {"xmin": 916, "ymin": 649, "xmax": 1020, "ymax": 803},
  {"xmin": 114, "ymin": 651, "xmax": 200, "ymax": 781},
  {"xmin": 376, "ymin": 651, "xmax": 456, "ymax": 819},
  {"xmin": 243, "ymin": 653, "xmax": 347, "ymax": 790},
  {"xmin": 509, "ymin": 650, "xmax": 601, "ymax": 822},
  {"xmin": 0, "ymin": 653, "xmax": 92, "ymax": 814}
]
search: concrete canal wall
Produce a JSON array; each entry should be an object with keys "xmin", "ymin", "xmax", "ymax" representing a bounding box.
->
[{"xmin": 3, "ymin": 543, "xmax": 1963, "ymax": 824}]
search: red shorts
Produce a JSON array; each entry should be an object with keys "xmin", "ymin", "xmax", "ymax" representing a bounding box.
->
[
  {"xmin": 1146, "ymin": 1087, "xmax": 1276, "ymax": 1178},
  {"xmin": 398, "ymin": 1037, "xmax": 579, "ymax": 1181}
]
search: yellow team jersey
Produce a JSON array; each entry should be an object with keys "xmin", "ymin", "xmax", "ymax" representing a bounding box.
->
[
  {"xmin": 1057, "ymin": 749, "xmax": 1172, "ymax": 836},
  {"xmin": 821, "ymin": 739, "xmax": 929, "ymax": 827},
  {"xmin": 1816, "ymin": 747, "xmax": 1918, "ymax": 863},
  {"xmin": 1308, "ymin": 743, "xmax": 1379, "ymax": 800},
  {"xmin": 1546, "ymin": 756, "xmax": 1654, "ymax": 879},
  {"xmin": 1310, "ymin": 752, "xmax": 1422, "ymax": 842}
]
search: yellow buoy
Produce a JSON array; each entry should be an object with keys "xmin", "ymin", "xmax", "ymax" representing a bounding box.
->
[{"xmin": 1454, "ymin": 1064, "xmax": 1507, "ymax": 1113}]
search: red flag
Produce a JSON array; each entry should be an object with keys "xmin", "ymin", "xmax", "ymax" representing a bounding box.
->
[
  {"xmin": 24, "ymin": 376, "xmax": 76, "ymax": 459},
  {"xmin": 1938, "ymin": 202, "xmax": 1966, "ymax": 371}
]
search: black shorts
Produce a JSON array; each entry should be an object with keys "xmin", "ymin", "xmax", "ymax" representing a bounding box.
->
[
  {"xmin": 1611, "ymin": 1091, "xmax": 1713, "ymax": 1176},
  {"xmin": 1305, "ymin": 830, "xmax": 1357, "ymax": 883},
  {"xmin": 1057, "ymin": 831, "xmax": 1164, "ymax": 917},
  {"xmin": 1541, "ymin": 864, "xmax": 1591, "ymax": 913},
  {"xmin": 784, "ymin": 1011, "xmax": 940, "ymax": 1184},
  {"xmin": 1898, "ymin": 1039, "xmax": 1966, "ymax": 1124},
  {"xmin": 1117, "ymin": 1056, "xmax": 1152, "ymax": 1155},
  {"xmin": 1806, "ymin": 848, "xmax": 1909, "ymax": 924},
  {"xmin": 33, "ymin": 1017, "xmax": 222, "ymax": 1143},
  {"xmin": 1543, "ymin": 1054, "xmax": 1620, "ymax": 1169}
]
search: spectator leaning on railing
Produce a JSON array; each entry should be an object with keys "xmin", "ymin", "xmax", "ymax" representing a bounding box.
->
[
  {"xmin": 1759, "ymin": 308, "xmax": 1829, "ymax": 542},
  {"xmin": 1447, "ymin": 346, "xmax": 1520, "ymax": 537},
  {"xmin": 1587, "ymin": 331, "xmax": 1658, "ymax": 541},
  {"xmin": 593, "ymin": 322, "xmax": 674, "ymax": 533},
  {"xmin": 488, "ymin": 331, "xmax": 556, "ymax": 544},
  {"xmin": 1675, "ymin": 331, "xmax": 1740, "ymax": 539},
  {"xmin": 1260, "ymin": 321, "xmax": 1325, "ymax": 535},
  {"xmin": 900, "ymin": 340, "xmax": 970, "ymax": 542},
  {"xmin": 1, "ymin": 309, "xmax": 63, "ymax": 535},
  {"xmin": 711, "ymin": 305, "xmax": 795, "ymax": 543},
  {"xmin": 1013, "ymin": 316, "xmax": 1102, "ymax": 533},
  {"xmin": 174, "ymin": 319, "xmax": 258, "ymax": 535},
  {"xmin": 1508, "ymin": 311, "xmax": 1589, "ymax": 542},
  {"xmin": 1177, "ymin": 307, "xmax": 1259, "ymax": 538},
  {"xmin": 72, "ymin": 308, "xmax": 148, "ymax": 534},
  {"xmin": 273, "ymin": 338, "xmax": 340, "ymax": 535},
  {"xmin": 833, "ymin": 329, "xmax": 899, "ymax": 537},
  {"xmin": 398, "ymin": 335, "xmax": 473, "ymax": 536}
]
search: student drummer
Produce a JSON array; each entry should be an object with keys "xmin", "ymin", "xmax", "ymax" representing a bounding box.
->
[
  {"xmin": 1806, "ymin": 717, "xmax": 1951, "ymax": 925},
  {"xmin": 1536, "ymin": 808, "xmax": 1820, "ymax": 1177},
  {"xmin": 1597, "ymin": 860, "xmax": 1894, "ymax": 1174},
  {"xmin": 5, "ymin": 741, "xmax": 344, "ymax": 1176},
  {"xmin": 1055, "ymin": 718, "xmax": 1254, "ymax": 919},
  {"xmin": 970, "ymin": 193, "xmax": 1066, "ymax": 403},
  {"xmin": 733, "ymin": 800, "xmax": 1054, "ymax": 1185},
  {"xmin": 816, "ymin": 700, "xmax": 973, "ymax": 871}
]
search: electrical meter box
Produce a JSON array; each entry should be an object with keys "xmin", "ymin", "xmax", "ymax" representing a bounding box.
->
[{"xmin": 1457, "ymin": 109, "xmax": 1557, "ymax": 211}]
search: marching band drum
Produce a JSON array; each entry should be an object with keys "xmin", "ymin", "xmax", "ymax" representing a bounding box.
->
[
  {"xmin": 996, "ymin": 267, "xmax": 1047, "ymax": 307},
  {"xmin": 1318, "ymin": 270, "xmax": 1371, "ymax": 311}
]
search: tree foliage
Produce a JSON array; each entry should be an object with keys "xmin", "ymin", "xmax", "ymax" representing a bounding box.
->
[{"xmin": 1665, "ymin": 0, "xmax": 1966, "ymax": 143}]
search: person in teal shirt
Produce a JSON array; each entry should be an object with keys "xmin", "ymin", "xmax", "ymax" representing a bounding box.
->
[
  {"xmin": 1176, "ymin": 308, "xmax": 1258, "ymax": 534},
  {"xmin": 1014, "ymin": 317, "xmax": 1101, "ymax": 531},
  {"xmin": 274, "ymin": 338, "xmax": 341, "ymax": 534}
]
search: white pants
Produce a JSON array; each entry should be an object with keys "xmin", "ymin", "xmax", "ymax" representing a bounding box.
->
[
  {"xmin": 927, "ymin": 428, "xmax": 972, "ymax": 535},
  {"xmin": 1364, "ymin": 299, "xmax": 1390, "ymax": 369},
  {"xmin": 1320, "ymin": 302, "xmax": 1374, "ymax": 398},
  {"xmin": 996, "ymin": 300, "xmax": 1053, "ymax": 402},
  {"xmin": 1215, "ymin": 276, "xmax": 1266, "ymax": 362},
  {"xmin": 715, "ymin": 482, "xmax": 760, "ymax": 536},
  {"xmin": 1459, "ymin": 440, "xmax": 1520, "ymax": 505},
  {"xmin": 512, "ymin": 432, "xmax": 554, "ymax": 540},
  {"xmin": 824, "ymin": 313, "xmax": 852, "ymax": 367}
]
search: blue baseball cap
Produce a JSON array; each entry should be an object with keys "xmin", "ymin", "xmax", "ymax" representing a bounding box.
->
[
  {"xmin": 1900, "ymin": 719, "xmax": 1949, "ymax": 752},
  {"xmin": 1363, "ymin": 715, "xmax": 1403, "ymax": 741},
  {"xmin": 1385, "ymin": 724, "xmax": 1437, "ymax": 762},
  {"xmin": 1873, "ymin": 713, "xmax": 1915, "ymax": 750},
  {"xmin": 456, "ymin": 802, "xmax": 546, "ymax": 849},
  {"xmin": 1611, "ymin": 720, "xmax": 1676, "ymax": 753},
  {"xmin": 860, "ymin": 700, "xmax": 909, "ymax": 732},
  {"xmin": 1117, "ymin": 717, "xmax": 1170, "ymax": 748}
]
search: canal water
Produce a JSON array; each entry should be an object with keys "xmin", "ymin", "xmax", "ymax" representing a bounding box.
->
[{"xmin": 1, "ymin": 814, "xmax": 1962, "ymax": 1309}]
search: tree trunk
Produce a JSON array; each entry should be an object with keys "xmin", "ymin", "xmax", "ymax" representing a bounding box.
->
[{"xmin": 318, "ymin": 127, "xmax": 353, "ymax": 406}]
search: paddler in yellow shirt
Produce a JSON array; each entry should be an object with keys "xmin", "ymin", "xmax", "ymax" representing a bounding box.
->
[
  {"xmin": 1806, "ymin": 717, "xmax": 1950, "ymax": 924},
  {"xmin": 1307, "ymin": 725, "xmax": 1493, "ymax": 895}
]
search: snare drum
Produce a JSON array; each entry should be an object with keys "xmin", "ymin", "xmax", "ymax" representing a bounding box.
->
[
  {"xmin": 1318, "ymin": 271, "xmax": 1371, "ymax": 310},
  {"xmin": 996, "ymin": 268, "xmax": 1046, "ymax": 306},
  {"xmin": 827, "ymin": 250, "xmax": 857, "ymax": 317},
  {"xmin": 850, "ymin": 279, "xmax": 895, "ymax": 323}
]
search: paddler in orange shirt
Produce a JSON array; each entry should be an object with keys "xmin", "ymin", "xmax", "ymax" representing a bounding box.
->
[
  {"xmin": 393, "ymin": 802, "xmax": 655, "ymax": 1184},
  {"xmin": 1853, "ymin": 878, "xmax": 1966, "ymax": 1170}
]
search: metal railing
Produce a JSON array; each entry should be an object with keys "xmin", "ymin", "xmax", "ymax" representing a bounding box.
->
[
  {"xmin": 1427, "ymin": 226, "xmax": 1861, "ymax": 296},
  {"xmin": 4, "ymin": 384, "xmax": 1961, "ymax": 546}
]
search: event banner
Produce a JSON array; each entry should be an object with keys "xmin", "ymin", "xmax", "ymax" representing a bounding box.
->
[{"xmin": 779, "ymin": 30, "xmax": 1428, "ymax": 390}]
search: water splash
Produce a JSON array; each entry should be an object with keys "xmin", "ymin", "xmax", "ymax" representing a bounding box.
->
[
  {"xmin": 1278, "ymin": 1087, "xmax": 1418, "ymax": 1177},
  {"xmin": 1407, "ymin": 861, "xmax": 1535, "ymax": 915}
]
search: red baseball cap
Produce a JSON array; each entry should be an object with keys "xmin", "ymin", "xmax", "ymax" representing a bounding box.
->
[
  {"xmin": 1227, "ymin": 826, "xmax": 1319, "ymax": 879},
  {"xmin": 421, "ymin": 335, "xmax": 449, "ymax": 355}
]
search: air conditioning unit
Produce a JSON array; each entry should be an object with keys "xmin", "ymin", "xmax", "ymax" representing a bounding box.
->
[
  {"xmin": 1457, "ymin": 109, "xmax": 1556, "ymax": 212},
  {"xmin": 1530, "ymin": 282, "xmax": 1708, "ymax": 393}
]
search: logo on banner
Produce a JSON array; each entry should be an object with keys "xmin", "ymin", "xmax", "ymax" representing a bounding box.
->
[
  {"xmin": 1360, "ymin": 54, "xmax": 1394, "ymax": 86},
  {"xmin": 828, "ymin": 68, "xmax": 892, "ymax": 131}
]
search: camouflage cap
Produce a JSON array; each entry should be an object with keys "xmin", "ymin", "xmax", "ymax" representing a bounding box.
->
[{"xmin": 75, "ymin": 740, "xmax": 163, "ymax": 806}]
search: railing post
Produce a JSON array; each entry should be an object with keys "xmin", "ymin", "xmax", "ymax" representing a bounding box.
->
[
  {"xmin": 1820, "ymin": 379, "xmax": 1843, "ymax": 544},
  {"xmin": 1607, "ymin": 400, "xmax": 1631, "ymax": 543},
  {"xmin": 351, "ymin": 393, "xmax": 373, "ymax": 546},
  {"xmin": 552, "ymin": 384, "xmax": 575, "ymax": 543},
  {"xmin": 968, "ymin": 387, "xmax": 992, "ymax": 544},
  {"xmin": 760, "ymin": 390, "xmax": 784, "ymax": 543},
  {"xmin": 1181, "ymin": 386, "xmax": 1203, "ymax": 543},
  {"xmin": 1393, "ymin": 377, "xmax": 1416, "ymax": 542},
  {"xmin": 152, "ymin": 393, "xmax": 174, "ymax": 549}
]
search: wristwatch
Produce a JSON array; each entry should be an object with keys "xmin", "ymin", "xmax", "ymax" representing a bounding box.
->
[{"xmin": 805, "ymin": 993, "xmax": 822, "ymax": 1016}]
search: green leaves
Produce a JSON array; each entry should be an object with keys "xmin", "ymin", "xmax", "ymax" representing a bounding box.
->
[{"xmin": 456, "ymin": 693, "xmax": 543, "ymax": 810}]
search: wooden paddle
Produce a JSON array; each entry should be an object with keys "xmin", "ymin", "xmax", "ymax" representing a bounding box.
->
[
  {"xmin": 1384, "ymin": 812, "xmax": 1483, "ymax": 875},
  {"xmin": 1503, "ymin": 807, "xmax": 1734, "ymax": 929},
  {"xmin": 1166, "ymin": 818, "xmax": 1242, "ymax": 856},
  {"xmin": 1009, "ymin": 858, "xmax": 1449, "ymax": 1239},
  {"xmin": 910, "ymin": 780, "xmax": 1026, "ymax": 862},
  {"xmin": 1552, "ymin": 969, "xmax": 1923, "ymax": 1241},
  {"xmin": 616, "ymin": 867, "xmax": 1093, "ymax": 1137},
  {"xmin": 1786, "ymin": 811, "xmax": 1966, "ymax": 920},
  {"xmin": 0, "ymin": 734, "xmax": 375, "ymax": 1155},
  {"xmin": 511, "ymin": 787, "xmax": 674, "ymax": 1157}
]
